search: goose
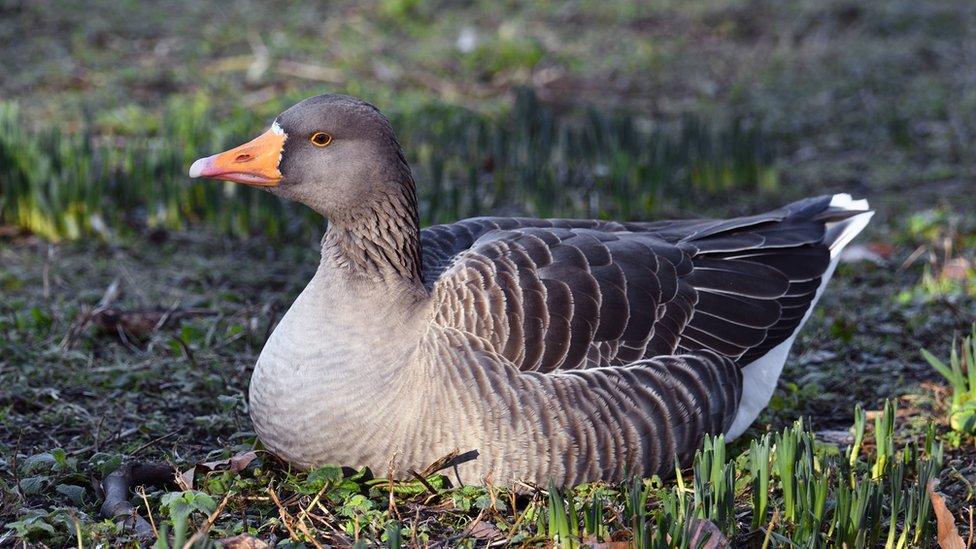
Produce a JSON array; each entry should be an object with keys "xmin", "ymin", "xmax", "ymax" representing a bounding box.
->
[{"xmin": 188, "ymin": 94, "xmax": 872, "ymax": 486}]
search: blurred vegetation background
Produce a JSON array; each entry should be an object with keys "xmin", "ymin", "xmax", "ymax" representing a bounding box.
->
[{"xmin": 2, "ymin": 0, "xmax": 973, "ymax": 241}]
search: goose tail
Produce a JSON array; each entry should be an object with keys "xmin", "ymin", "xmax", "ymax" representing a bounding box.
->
[{"xmin": 725, "ymin": 193, "xmax": 873, "ymax": 439}]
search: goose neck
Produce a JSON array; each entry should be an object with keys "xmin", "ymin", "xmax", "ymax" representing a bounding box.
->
[{"xmin": 321, "ymin": 184, "xmax": 424, "ymax": 289}]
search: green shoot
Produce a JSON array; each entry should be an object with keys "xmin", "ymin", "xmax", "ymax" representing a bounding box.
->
[
  {"xmin": 921, "ymin": 324, "xmax": 976, "ymax": 433},
  {"xmin": 749, "ymin": 434, "xmax": 772, "ymax": 529},
  {"xmin": 872, "ymin": 400, "xmax": 896, "ymax": 479}
]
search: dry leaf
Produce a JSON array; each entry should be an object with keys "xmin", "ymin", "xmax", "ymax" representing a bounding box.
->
[
  {"xmin": 218, "ymin": 533, "xmax": 270, "ymax": 548},
  {"xmin": 202, "ymin": 450, "xmax": 259, "ymax": 474},
  {"xmin": 181, "ymin": 451, "xmax": 259, "ymax": 491},
  {"xmin": 942, "ymin": 257, "xmax": 973, "ymax": 281},
  {"xmin": 869, "ymin": 242, "xmax": 895, "ymax": 259},
  {"xmin": 928, "ymin": 479, "xmax": 966, "ymax": 549},
  {"xmin": 462, "ymin": 520, "xmax": 504, "ymax": 541},
  {"xmin": 686, "ymin": 517, "xmax": 731, "ymax": 548},
  {"xmin": 80, "ymin": 306, "xmax": 216, "ymax": 339},
  {"xmin": 178, "ymin": 466, "xmax": 196, "ymax": 491}
]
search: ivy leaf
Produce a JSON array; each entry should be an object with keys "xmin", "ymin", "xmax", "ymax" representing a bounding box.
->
[
  {"xmin": 55, "ymin": 484, "xmax": 87, "ymax": 505},
  {"xmin": 305, "ymin": 465, "xmax": 344, "ymax": 493},
  {"xmin": 19, "ymin": 476, "xmax": 50, "ymax": 495},
  {"xmin": 160, "ymin": 490, "xmax": 217, "ymax": 521}
]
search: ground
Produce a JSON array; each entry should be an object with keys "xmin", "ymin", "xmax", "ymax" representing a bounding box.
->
[{"xmin": 1, "ymin": 0, "xmax": 975, "ymax": 546}]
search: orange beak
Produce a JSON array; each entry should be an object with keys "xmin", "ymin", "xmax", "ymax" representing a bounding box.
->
[{"xmin": 188, "ymin": 126, "xmax": 286, "ymax": 187}]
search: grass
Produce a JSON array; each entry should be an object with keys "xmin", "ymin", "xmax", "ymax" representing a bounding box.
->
[
  {"xmin": 1, "ymin": 88, "xmax": 778, "ymax": 241},
  {"xmin": 0, "ymin": 392, "xmax": 952, "ymax": 546},
  {"xmin": 923, "ymin": 325, "xmax": 976, "ymax": 434},
  {"xmin": 2, "ymin": 0, "xmax": 976, "ymax": 546},
  {"xmin": 1, "ymin": 205, "xmax": 974, "ymax": 546}
]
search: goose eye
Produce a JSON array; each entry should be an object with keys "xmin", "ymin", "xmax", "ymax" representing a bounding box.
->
[{"xmin": 310, "ymin": 132, "xmax": 333, "ymax": 147}]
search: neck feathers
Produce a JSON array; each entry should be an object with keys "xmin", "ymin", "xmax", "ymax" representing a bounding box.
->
[{"xmin": 323, "ymin": 169, "xmax": 423, "ymax": 285}]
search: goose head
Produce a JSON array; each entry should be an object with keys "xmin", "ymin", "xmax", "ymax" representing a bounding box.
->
[{"xmin": 189, "ymin": 94, "xmax": 411, "ymax": 219}]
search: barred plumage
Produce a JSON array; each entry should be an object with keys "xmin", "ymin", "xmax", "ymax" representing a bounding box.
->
[{"xmin": 194, "ymin": 95, "xmax": 873, "ymax": 487}]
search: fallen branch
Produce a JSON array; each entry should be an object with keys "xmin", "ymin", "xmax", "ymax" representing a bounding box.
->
[{"xmin": 100, "ymin": 462, "xmax": 177, "ymax": 539}]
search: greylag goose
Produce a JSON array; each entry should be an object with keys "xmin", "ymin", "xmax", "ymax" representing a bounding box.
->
[{"xmin": 189, "ymin": 94, "xmax": 872, "ymax": 486}]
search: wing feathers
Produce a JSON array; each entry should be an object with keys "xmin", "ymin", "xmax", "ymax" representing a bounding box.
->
[
  {"xmin": 425, "ymin": 194, "xmax": 861, "ymax": 372},
  {"xmin": 685, "ymin": 258, "xmax": 789, "ymax": 298}
]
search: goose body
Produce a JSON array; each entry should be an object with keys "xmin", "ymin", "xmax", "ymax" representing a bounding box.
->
[{"xmin": 190, "ymin": 94, "xmax": 872, "ymax": 486}]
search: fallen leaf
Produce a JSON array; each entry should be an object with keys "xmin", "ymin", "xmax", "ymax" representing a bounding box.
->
[
  {"xmin": 181, "ymin": 451, "xmax": 259, "ymax": 491},
  {"xmin": 177, "ymin": 466, "xmax": 195, "ymax": 491},
  {"xmin": 81, "ymin": 306, "xmax": 218, "ymax": 339},
  {"xmin": 201, "ymin": 451, "xmax": 259, "ymax": 474},
  {"xmin": 942, "ymin": 257, "xmax": 973, "ymax": 281},
  {"xmin": 687, "ymin": 518, "xmax": 730, "ymax": 548},
  {"xmin": 462, "ymin": 520, "xmax": 503, "ymax": 540},
  {"xmin": 928, "ymin": 479, "xmax": 966, "ymax": 549},
  {"xmin": 868, "ymin": 242, "xmax": 895, "ymax": 259},
  {"xmin": 217, "ymin": 534, "xmax": 270, "ymax": 548},
  {"xmin": 231, "ymin": 451, "xmax": 259, "ymax": 472}
]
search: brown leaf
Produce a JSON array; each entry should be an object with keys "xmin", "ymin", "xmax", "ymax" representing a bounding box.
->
[
  {"xmin": 183, "ymin": 451, "xmax": 259, "ymax": 491},
  {"xmin": 230, "ymin": 450, "xmax": 259, "ymax": 473},
  {"xmin": 869, "ymin": 242, "xmax": 895, "ymax": 259},
  {"xmin": 461, "ymin": 520, "xmax": 503, "ymax": 541},
  {"xmin": 201, "ymin": 450, "xmax": 259, "ymax": 474},
  {"xmin": 217, "ymin": 534, "xmax": 270, "ymax": 548},
  {"xmin": 686, "ymin": 517, "xmax": 730, "ymax": 548},
  {"xmin": 83, "ymin": 306, "xmax": 217, "ymax": 338},
  {"xmin": 177, "ymin": 466, "xmax": 196, "ymax": 491},
  {"xmin": 928, "ymin": 479, "xmax": 966, "ymax": 549},
  {"xmin": 942, "ymin": 257, "xmax": 973, "ymax": 282}
]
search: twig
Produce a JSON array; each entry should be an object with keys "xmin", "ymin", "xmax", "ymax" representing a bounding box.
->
[
  {"xmin": 69, "ymin": 426, "xmax": 139, "ymax": 456},
  {"xmin": 419, "ymin": 448, "xmax": 479, "ymax": 477},
  {"xmin": 967, "ymin": 506, "xmax": 973, "ymax": 549},
  {"xmin": 183, "ymin": 491, "xmax": 232, "ymax": 548},
  {"xmin": 387, "ymin": 453, "xmax": 401, "ymax": 521},
  {"xmin": 267, "ymin": 484, "xmax": 322, "ymax": 547},
  {"xmin": 138, "ymin": 486, "xmax": 159, "ymax": 538},
  {"xmin": 408, "ymin": 469, "xmax": 440, "ymax": 496},
  {"xmin": 132, "ymin": 430, "xmax": 179, "ymax": 456},
  {"xmin": 293, "ymin": 517, "xmax": 325, "ymax": 549},
  {"xmin": 172, "ymin": 336, "xmax": 197, "ymax": 369},
  {"xmin": 297, "ymin": 484, "xmax": 330, "ymax": 527},
  {"xmin": 898, "ymin": 245, "xmax": 928, "ymax": 272},
  {"xmin": 69, "ymin": 510, "xmax": 83, "ymax": 549},
  {"xmin": 11, "ymin": 435, "xmax": 23, "ymax": 499},
  {"xmin": 503, "ymin": 492, "xmax": 537, "ymax": 546},
  {"xmin": 153, "ymin": 299, "xmax": 183, "ymax": 332},
  {"xmin": 313, "ymin": 502, "xmax": 354, "ymax": 545},
  {"xmin": 760, "ymin": 509, "xmax": 779, "ymax": 549}
]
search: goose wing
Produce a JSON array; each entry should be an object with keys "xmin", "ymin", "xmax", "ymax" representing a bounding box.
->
[{"xmin": 423, "ymin": 195, "xmax": 857, "ymax": 372}]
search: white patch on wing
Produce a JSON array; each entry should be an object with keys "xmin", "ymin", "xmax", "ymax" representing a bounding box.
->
[{"xmin": 725, "ymin": 194, "xmax": 874, "ymax": 439}]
